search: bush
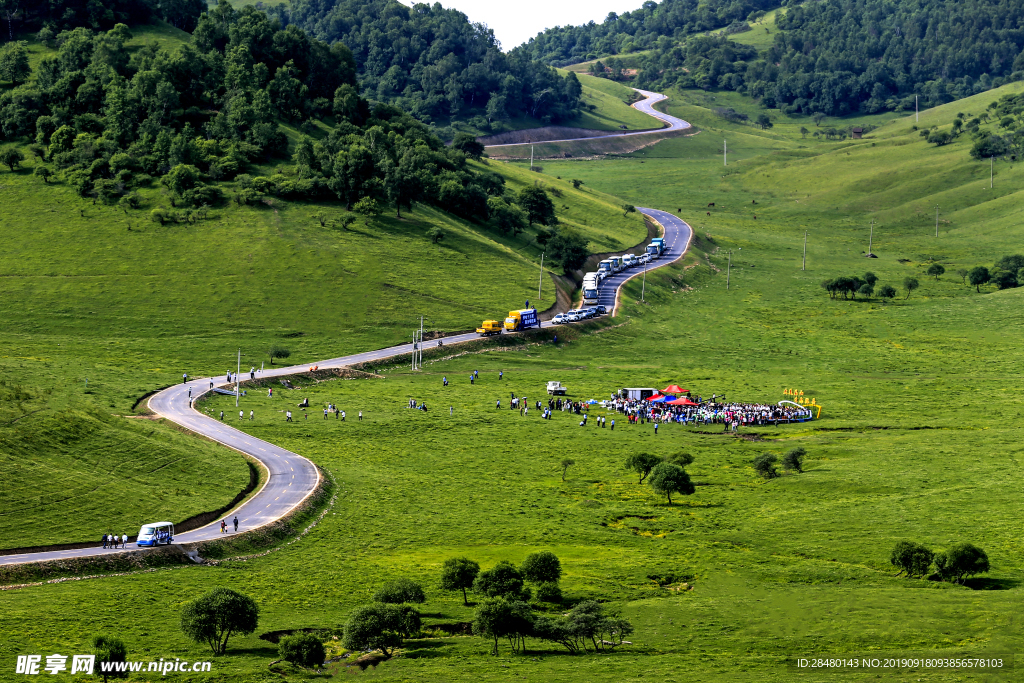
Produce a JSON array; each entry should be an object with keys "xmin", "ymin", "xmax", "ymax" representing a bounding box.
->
[
  {"xmin": 278, "ymin": 633, "xmax": 325, "ymax": 670},
  {"xmin": 474, "ymin": 561, "xmax": 529, "ymax": 600},
  {"xmin": 373, "ymin": 578, "xmax": 426, "ymax": 604},
  {"xmin": 782, "ymin": 447, "xmax": 805, "ymax": 472},
  {"xmin": 889, "ymin": 541, "xmax": 934, "ymax": 577},
  {"xmin": 535, "ymin": 581, "xmax": 563, "ymax": 603},
  {"xmin": 342, "ymin": 603, "xmax": 420, "ymax": 658},
  {"xmin": 753, "ymin": 453, "xmax": 778, "ymax": 479},
  {"xmin": 934, "ymin": 543, "xmax": 990, "ymax": 584},
  {"xmin": 268, "ymin": 345, "xmax": 291, "ymax": 364},
  {"xmin": 521, "ymin": 551, "xmax": 561, "ymax": 584}
]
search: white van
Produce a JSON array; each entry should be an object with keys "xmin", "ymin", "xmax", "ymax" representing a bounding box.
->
[
  {"xmin": 136, "ymin": 522, "xmax": 174, "ymax": 546},
  {"xmin": 623, "ymin": 253, "xmax": 637, "ymax": 267}
]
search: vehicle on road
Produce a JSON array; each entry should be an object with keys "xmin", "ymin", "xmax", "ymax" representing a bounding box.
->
[
  {"xmin": 476, "ymin": 319, "xmax": 503, "ymax": 336},
  {"xmin": 547, "ymin": 381, "xmax": 567, "ymax": 395},
  {"xmin": 551, "ymin": 313, "xmax": 569, "ymax": 324},
  {"xmin": 582, "ymin": 276, "xmax": 600, "ymax": 305},
  {"xmin": 595, "ymin": 305, "xmax": 608, "ymax": 314},
  {"xmin": 610, "ymin": 256, "xmax": 625, "ymax": 272},
  {"xmin": 504, "ymin": 308, "xmax": 539, "ymax": 332},
  {"xmin": 565, "ymin": 311, "xmax": 581, "ymax": 322},
  {"xmin": 598, "ymin": 259, "xmax": 615, "ymax": 275},
  {"xmin": 646, "ymin": 237, "xmax": 665, "ymax": 257},
  {"xmin": 639, "ymin": 253, "xmax": 651, "ymax": 265},
  {"xmin": 136, "ymin": 522, "xmax": 174, "ymax": 546},
  {"xmin": 576, "ymin": 308, "xmax": 593, "ymax": 319},
  {"xmin": 623, "ymin": 254, "xmax": 637, "ymax": 267}
]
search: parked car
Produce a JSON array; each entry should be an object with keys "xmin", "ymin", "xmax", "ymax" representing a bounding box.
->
[
  {"xmin": 594, "ymin": 305, "xmax": 608, "ymax": 315},
  {"xmin": 639, "ymin": 253, "xmax": 651, "ymax": 264},
  {"xmin": 565, "ymin": 311, "xmax": 580, "ymax": 322},
  {"xmin": 577, "ymin": 308, "xmax": 594, "ymax": 319},
  {"xmin": 551, "ymin": 313, "xmax": 569, "ymax": 324}
]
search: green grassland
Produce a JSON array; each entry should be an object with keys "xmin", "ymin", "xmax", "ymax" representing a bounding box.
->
[
  {"xmin": 725, "ymin": 8, "xmax": 784, "ymax": 50},
  {"xmin": 565, "ymin": 73, "xmax": 662, "ymax": 130},
  {"xmin": 3, "ymin": 82, "xmax": 1024, "ymax": 681}
]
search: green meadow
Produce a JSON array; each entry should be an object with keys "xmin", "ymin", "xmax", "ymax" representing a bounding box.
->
[{"xmin": 3, "ymin": 77, "xmax": 1024, "ymax": 681}]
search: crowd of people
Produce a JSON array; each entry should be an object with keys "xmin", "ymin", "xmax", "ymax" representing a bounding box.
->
[
  {"xmin": 101, "ymin": 533, "xmax": 128, "ymax": 549},
  {"xmin": 608, "ymin": 396, "xmax": 813, "ymax": 429}
]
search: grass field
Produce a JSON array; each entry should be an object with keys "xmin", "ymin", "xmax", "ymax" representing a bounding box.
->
[{"xmin": 3, "ymin": 78, "xmax": 1024, "ymax": 682}]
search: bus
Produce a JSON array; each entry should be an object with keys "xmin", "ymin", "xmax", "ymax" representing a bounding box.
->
[
  {"xmin": 582, "ymin": 280, "xmax": 600, "ymax": 305},
  {"xmin": 136, "ymin": 522, "xmax": 174, "ymax": 546}
]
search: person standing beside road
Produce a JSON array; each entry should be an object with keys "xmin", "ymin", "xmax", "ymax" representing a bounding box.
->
[
  {"xmin": 219, "ymin": 410, "xmax": 224, "ymax": 421},
  {"xmin": 220, "ymin": 520, "xmax": 226, "ymax": 533},
  {"xmin": 101, "ymin": 533, "xmax": 107, "ymax": 549},
  {"xmin": 233, "ymin": 516, "xmax": 238, "ymax": 532},
  {"xmin": 122, "ymin": 533, "xmax": 128, "ymax": 548},
  {"xmin": 183, "ymin": 373, "xmax": 187, "ymax": 384}
]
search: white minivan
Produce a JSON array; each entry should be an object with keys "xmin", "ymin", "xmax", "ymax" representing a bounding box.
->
[{"xmin": 136, "ymin": 522, "xmax": 174, "ymax": 546}]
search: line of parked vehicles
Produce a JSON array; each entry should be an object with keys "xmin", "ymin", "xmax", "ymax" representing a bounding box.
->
[{"xmin": 474, "ymin": 237, "xmax": 667, "ymax": 335}]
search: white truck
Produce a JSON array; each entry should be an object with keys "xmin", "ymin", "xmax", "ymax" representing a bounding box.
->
[{"xmin": 547, "ymin": 381, "xmax": 567, "ymax": 395}]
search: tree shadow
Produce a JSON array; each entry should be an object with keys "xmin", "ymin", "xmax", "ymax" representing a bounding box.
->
[{"xmin": 964, "ymin": 576, "xmax": 1020, "ymax": 590}]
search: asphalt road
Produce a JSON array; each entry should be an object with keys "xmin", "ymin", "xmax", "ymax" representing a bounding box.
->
[
  {"xmin": 484, "ymin": 88, "xmax": 690, "ymax": 147},
  {"xmin": 0, "ymin": 98, "xmax": 693, "ymax": 568}
]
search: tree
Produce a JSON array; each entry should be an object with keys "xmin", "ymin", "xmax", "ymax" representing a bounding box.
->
[
  {"xmin": 667, "ymin": 451, "xmax": 694, "ymax": 467},
  {"xmin": 487, "ymin": 197, "xmax": 527, "ymax": 236},
  {"xmin": 559, "ymin": 457, "xmax": 575, "ymax": 481},
  {"xmin": 373, "ymin": 578, "xmax": 426, "ymax": 604},
  {"xmin": 991, "ymin": 269, "xmax": 1018, "ymax": 289},
  {"xmin": 473, "ymin": 598, "xmax": 534, "ymax": 655},
  {"xmin": 521, "ymin": 551, "xmax": 561, "ymax": 585},
  {"xmin": 878, "ymin": 284, "xmax": 896, "ymax": 302},
  {"xmin": 278, "ymin": 632, "xmax": 325, "ymax": 670},
  {"xmin": 535, "ymin": 581, "xmax": 563, "ymax": 603},
  {"xmin": 956, "ymin": 268, "xmax": 969, "ymax": 284},
  {"xmin": 0, "ymin": 41, "xmax": 30, "ymax": 85},
  {"xmin": 571, "ymin": 179, "xmax": 584, "ymax": 189},
  {"xmin": 92, "ymin": 635, "xmax": 127, "ymax": 683},
  {"xmin": 857, "ymin": 282, "xmax": 874, "ymax": 298},
  {"xmin": 863, "ymin": 271, "xmax": 878, "ymax": 286},
  {"xmin": 902, "ymin": 277, "xmax": 919, "ymax": 299},
  {"xmin": 474, "ymin": 561, "xmax": 529, "ymax": 600},
  {"xmin": 968, "ymin": 266, "xmax": 990, "ymax": 292},
  {"xmin": 889, "ymin": 541, "xmax": 934, "ymax": 578},
  {"xmin": 933, "ymin": 543, "xmax": 990, "ymax": 584},
  {"xmin": 755, "ymin": 113, "xmax": 773, "ymax": 130},
  {"xmin": 812, "ymin": 112, "xmax": 826, "ymax": 127},
  {"xmin": 33, "ymin": 165, "xmax": 52, "ymax": 184},
  {"xmin": 452, "ymin": 132, "xmax": 485, "ymax": 159},
  {"xmin": 647, "ymin": 462, "xmax": 694, "ymax": 504},
  {"xmin": 440, "ymin": 557, "xmax": 480, "ymax": 605},
  {"xmin": 927, "ymin": 264, "xmax": 945, "ymax": 280},
  {"xmin": 517, "ymin": 186, "xmax": 557, "ymax": 226},
  {"xmin": 427, "ymin": 226, "xmax": 444, "ymax": 243},
  {"xmin": 800, "ymin": 126, "xmax": 809, "ymax": 138},
  {"xmin": 342, "ymin": 603, "xmax": 420, "ymax": 658},
  {"xmin": 0, "ymin": 146, "xmax": 23, "ymax": 171},
  {"xmin": 163, "ymin": 164, "xmax": 202, "ymax": 197},
  {"xmin": 995, "ymin": 254, "xmax": 1024, "ymax": 272},
  {"xmin": 782, "ymin": 447, "xmax": 805, "ymax": 473},
  {"xmin": 547, "ymin": 229, "xmax": 589, "ymax": 274},
  {"xmin": 927, "ymin": 129, "xmax": 951, "ymax": 146},
  {"xmin": 625, "ymin": 452, "xmax": 661, "ymax": 483},
  {"xmin": 621, "ymin": 203, "xmax": 636, "ymax": 217},
  {"xmin": 311, "ymin": 210, "xmax": 330, "ymax": 226},
  {"xmin": 268, "ymin": 345, "xmax": 291, "ymax": 364},
  {"xmin": 752, "ymin": 453, "xmax": 778, "ymax": 479},
  {"xmin": 353, "ymin": 196, "xmax": 382, "ymax": 217},
  {"xmin": 180, "ymin": 588, "xmax": 259, "ymax": 655}
]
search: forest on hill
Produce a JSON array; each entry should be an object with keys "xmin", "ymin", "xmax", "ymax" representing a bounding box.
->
[
  {"xmin": 267, "ymin": 0, "xmax": 584, "ymax": 126},
  {"xmin": 523, "ymin": 0, "xmax": 1024, "ymax": 116},
  {"xmin": 0, "ymin": 0, "xmax": 206, "ymax": 34}
]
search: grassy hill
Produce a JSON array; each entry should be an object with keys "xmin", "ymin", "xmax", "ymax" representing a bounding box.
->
[{"xmin": 4, "ymin": 79, "xmax": 1024, "ymax": 681}]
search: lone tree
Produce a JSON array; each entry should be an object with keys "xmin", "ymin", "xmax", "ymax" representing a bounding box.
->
[
  {"xmin": 521, "ymin": 551, "xmax": 562, "ymax": 585},
  {"xmin": 968, "ymin": 266, "xmax": 990, "ymax": 292},
  {"xmin": 621, "ymin": 204, "xmax": 636, "ymax": 217},
  {"xmin": 180, "ymin": 588, "xmax": 259, "ymax": 655},
  {"xmin": 753, "ymin": 453, "xmax": 779, "ymax": 479},
  {"xmin": 956, "ymin": 268, "xmax": 969, "ymax": 284},
  {"xmin": 927, "ymin": 263, "xmax": 945, "ymax": 280},
  {"xmin": 667, "ymin": 451, "xmax": 694, "ymax": 467},
  {"xmin": 92, "ymin": 635, "xmax": 127, "ymax": 683},
  {"xmin": 571, "ymin": 179, "xmax": 584, "ymax": 189},
  {"xmin": 782, "ymin": 447, "xmax": 806, "ymax": 473},
  {"xmin": 427, "ymin": 226, "xmax": 444, "ymax": 243},
  {"xmin": 625, "ymin": 452, "xmax": 662, "ymax": 483},
  {"xmin": 278, "ymin": 632, "xmax": 326, "ymax": 670},
  {"xmin": 440, "ymin": 557, "xmax": 480, "ymax": 605},
  {"xmin": 473, "ymin": 561, "xmax": 529, "ymax": 600},
  {"xmin": 934, "ymin": 543, "xmax": 990, "ymax": 584},
  {"xmin": 373, "ymin": 578, "xmax": 426, "ymax": 604},
  {"xmin": 268, "ymin": 345, "xmax": 291, "ymax": 365},
  {"xmin": 878, "ymin": 284, "xmax": 897, "ymax": 302},
  {"xmin": 33, "ymin": 165, "xmax": 52, "ymax": 184},
  {"xmin": 889, "ymin": 541, "xmax": 934, "ymax": 578},
  {"xmin": 648, "ymin": 462, "xmax": 695, "ymax": 505},
  {"xmin": 353, "ymin": 196, "xmax": 382, "ymax": 217},
  {"xmin": 903, "ymin": 276, "xmax": 919, "ymax": 299},
  {"xmin": 560, "ymin": 457, "xmax": 575, "ymax": 481},
  {"xmin": 0, "ymin": 146, "xmax": 24, "ymax": 171},
  {"xmin": 756, "ymin": 113, "xmax": 773, "ymax": 130},
  {"xmin": 342, "ymin": 603, "xmax": 421, "ymax": 658}
]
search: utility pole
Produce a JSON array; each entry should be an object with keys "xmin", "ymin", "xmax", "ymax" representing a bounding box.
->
[
  {"xmin": 531, "ymin": 144, "xmax": 534, "ymax": 171},
  {"xmin": 641, "ymin": 257, "xmax": 648, "ymax": 302},
  {"xmin": 723, "ymin": 139, "xmax": 727, "ymax": 166},
  {"xmin": 990, "ymin": 156, "xmax": 993, "ymax": 189},
  {"xmin": 868, "ymin": 219, "xmax": 875, "ymax": 257},
  {"xmin": 235, "ymin": 348, "xmax": 240, "ymax": 407},
  {"xmin": 726, "ymin": 250, "xmax": 732, "ymax": 289},
  {"xmin": 538, "ymin": 252, "xmax": 544, "ymax": 301},
  {"xmin": 802, "ymin": 231, "xmax": 807, "ymax": 270},
  {"xmin": 411, "ymin": 333, "xmax": 417, "ymax": 371},
  {"xmin": 915, "ymin": 95, "xmax": 918, "ymax": 123},
  {"xmin": 935, "ymin": 205, "xmax": 939, "ymax": 237},
  {"xmin": 419, "ymin": 316, "xmax": 424, "ymax": 369}
]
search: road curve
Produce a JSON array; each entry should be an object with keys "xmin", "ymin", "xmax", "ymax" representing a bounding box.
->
[
  {"xmin": 484, "ymin": 88, "xmax": 690, "ymax": 148},
  {"xmin": 0, "ymin": 94, "xmax": 693, "ymax": 567}
]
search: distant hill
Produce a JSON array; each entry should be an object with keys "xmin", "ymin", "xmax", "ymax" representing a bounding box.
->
[
  {"xmin": 268, "ymin": 0, "xmax": 584, "ymax": 126},
  {"xmin": 521, "ymin": 0, "xmax": 1024, "ymax": 117}
]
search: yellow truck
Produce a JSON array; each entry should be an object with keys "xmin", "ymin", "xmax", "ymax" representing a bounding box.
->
[
  {"xmin": 503, "ymin": 308, "xmax": 539, "ymax": 332},
  {"xmin": 476, "ymin": 319, "xmax": 503, "ymax": 336}
]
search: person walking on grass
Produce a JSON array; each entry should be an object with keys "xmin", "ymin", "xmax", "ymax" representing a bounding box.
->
[
  {"xmin": 359, "ymin": 411, "xmax": 363, "ymax": 420},
  {"xmin": 249, "ymin": 410, "xmax": 254, "ymax": 421},
  {"xmin": 499, "ymin": 370, "xmax": 503, "ymax": 380},
  {"xmin": 611, "ymin": 419, "xmax": 615, "ymax": 431},
  {"xmin": 286, "ymin": 410, "xmax": 292, "ymax": 422},
  {"xmin": 239, "ymin": 410, "xmax": 244, "ymax": 420},
  {"xmin": 324, "ymin": 407, "xmax": 328, "ymax": 420},
  {"xmin": 341, "ymin": 410, "xmax": 346, "ymax": 421},
  {"xmin": 654, "ymin": 422, "xmax": 658, "ymax": 436},
  {"xmin": 450, "ymin": 405, "xmax": 454, "ymax": 416}
]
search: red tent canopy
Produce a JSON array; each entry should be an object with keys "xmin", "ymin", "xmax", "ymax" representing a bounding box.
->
[
  {"xmin": 648, "ymin": 393, "xmax": 665, "ymax": 401},
  {"xmin": 663, "ymin": 385, "xmax": 689, "ymax": 394},
  {"xmin": 665, "ymin": 397, "xmax": 698, "ymax": 405}
]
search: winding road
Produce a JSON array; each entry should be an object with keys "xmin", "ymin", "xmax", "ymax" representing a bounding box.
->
[
  {"xmin": 0, "ymin": 94, "xmax": 694, "ymax": 568},
  {"xmin": 484, "ymin": 88, "xmax": 690, "ymax": 148}
]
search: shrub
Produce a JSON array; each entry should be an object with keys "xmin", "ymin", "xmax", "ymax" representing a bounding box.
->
[
  {"xmin": 782, "ymin": 447, "xmax": 805, "ymax": 472},
  {"xmin": 474, "ymin": 561, "xmax": 529, "ymax": 600},
  {"xmin": 373, "ymin": 578, "xmax": 426, "ymax": 604},
  {"xmin": 934, "ymin": 543, "xmax": 990, "ymax": 584},
  {"xmin": 753, "ymin": 453, "xmax": 778, "ymax": 479},
  {"xmin": 535, "ymin": 581, "xmax": 563, "ymax": 603},
  {"xmin": 889, "ymin": 541, "xmax": 934, "ymax": 577},
  {"xmin": 521, "ymin": 551, "xmax": 561, "ymax": 584},
  {"xmin": 278, "ymin": 633, "xmax": 325, "ymax": 670},
  {"xmin": 342, "ymin": 603, "xmax": 420, "ymax": 658},
  {"xmin": 179, "ymin": 588, "xmax": 259, "ymax": 655}
]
